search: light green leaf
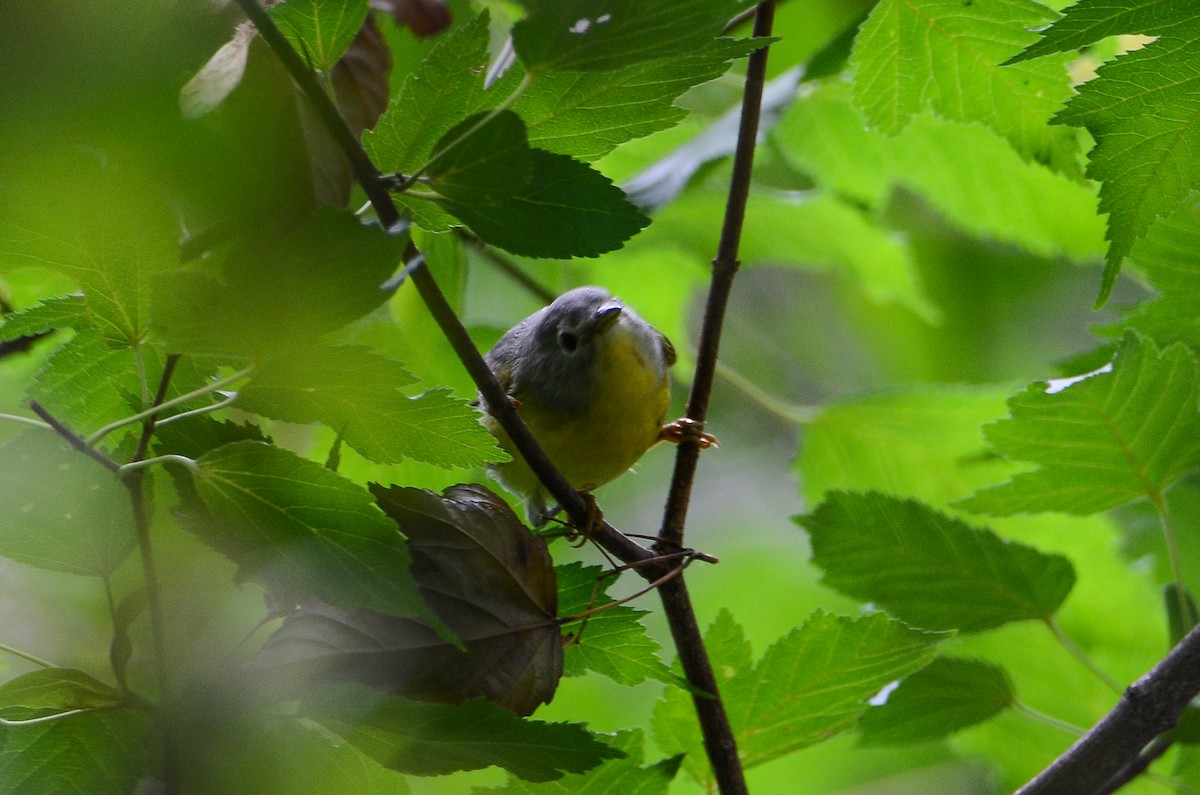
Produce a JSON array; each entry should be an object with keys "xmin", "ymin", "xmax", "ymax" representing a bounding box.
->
[
  {"xmin": 958, "ymin": 333, "xmax": 1200, "ymax": 515},
  {"xmin": 25, "ymin": 330, "xmax": 141, "ymax": 437},
  {"xmin": 654, "ymin": 609, "xmax": 948, "ymax": 786},
  {"xmin": 1114, "ymin": 202, "xmax": 1200, "ymax": 349},
  {"xmin": 512, "ymin": 0, "xmax": 748, "ymax": 74},
  {"xmin": 776, "ymin": 82, "xmax": 1105, "ymax": 260},
  {"xmin": 436, "ymin": 149, "xmax": 648, "ymax": 258},
  {"xmin": 0, "ymin": 707, "xmax": 152, "ymax": 795},
  {"xmin": 800, "ymin": 491, "xmax": 1076, "ymax": 631},
  {"xmin": 236, "ymin": 344, "xmax": 501, "ymax": 469},
  {"xmin": 1052, "ymin": 27, "xmax": 1200, "ymax": 301},
  {"xmin": 270, "ymin": 0, "xmax": 369, "ymax": 72},
  {"xmin": 191, "ymin": 440, "xmax": 429, "ymax": 618},
  {"xmin": 857, "ymin": 656, "xmax": 1015, "ymax": 745},
  {"xmin": 0, "ymin": 431, "xmax": 133, "ymax": 577},
  {"xmin": 304, "ymin": 684, "xmax": 624, "ymax": 781},
  {"xmin": 472, "ymin": 729, "xmax": 681, "ymax": 794},
  {"xmin": 850, "ymin": 0, "xmax": 1076, "ymax": 170},
  {"xmin": 0, "ymin": 295, "xmax": 87, "ymax": 341},
  {"xmin": 0, "ymin": 668, "xmax": 127, "ymax": 715},
  {"xmin": 556, "ymin": 563, "xmax": 678, "ymax": 688}
]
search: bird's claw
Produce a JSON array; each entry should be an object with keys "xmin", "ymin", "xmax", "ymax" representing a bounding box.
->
[{"xmin": 659, "ymin": 417, "xmax": 719, "ymax": 449}]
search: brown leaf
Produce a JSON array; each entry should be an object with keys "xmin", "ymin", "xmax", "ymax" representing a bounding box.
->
[
  {"xmin": 248, "ymin": 484, "xmax": 562, "ymax": 716},
  {"xmin": 373, "ymin": 0, "xmax": 451, "ymax": 37}
]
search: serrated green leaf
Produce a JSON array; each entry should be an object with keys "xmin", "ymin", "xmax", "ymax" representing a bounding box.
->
[
  {"xmin": 304, "ymin": 684, "xmax": 623, "ymax": 781},
  {"xmin": 858, "ymin": 656, "xmax": 1015, "ymax": 745},
  {"xmin": 472, "ymin": 729, "xmax": 681, "ymax": 794},
  {"xmin": 191, "ymin": 440, "xmax": 429, "ymax": 618},
  {"xmin": 850, "ymin": 0, "xmax": 1077, "ymax": 170},
  {"xmin": 150, "ymin": 209, "xmax": 405, "ymax": 358},
  {"xmin": 556, "ymin": 563, "xmax": 678, "ymax": 688},
  {"xmin": 270, "ymin": 0, "xmax": 369, "ymax": 72},
  {"xmin": 236, "ymin": 344, "xmax": 501, "ymax": 469},
  {"xmin": 958, "ymin": 333, "xmax": 1200, "ymax": 515},
  {"xmin": 1114, "ymin": 202, "xmax": 1200, "ymax": 349},
  {"xmin": 776, "ymin": 82, "xmax": 1105, "ymax": 260},
  {"xmin": 0, "ymin": 668, "xmax": 127, "ymax": 716},
  {"xmin": 1009, "ymin": 0, "xmax": 1200, "ymax": 64},
  {"xmin": 512, "ymin": 0, "xmax": 747, "ymax": 74},
  {"xmin": 1052, "ymin": 28, "xmax": 1200, "ymax": 300},
  {"xmin": 799, "ymin": 491, "xmax": 1076, "ymax": 632},
  {"xmin": 427, "ymin": 111, "xmax": 533, "ymax": 201},
  {"xmin": 25, "ymin": 329, "xmax": 141, "ymax": 437},
  {"xmin": 0, "ymin": 431, "xmax": 133, "ymax": 577},
  {"xmin": 654, "ymin": 609, "xmax": 948, "ymax": 786},
  {"xmin": 0, "ymin": 295, "xmax": 86, "ymax": 341},
  {"xmin": 0, "ymin": 707, "xmax": 152, "ymax": 795}
]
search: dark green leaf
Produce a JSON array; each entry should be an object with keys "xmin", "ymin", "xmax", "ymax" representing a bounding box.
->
[
  {"xmin": 0, "ymin": 295, "xmax": 87, "ymax": 341},
  {"xmin": 511, "ymin": 0, "xmax": 748, "ymax": 74},
  {"xmin": 1009, "ymin": 0, "xmax": 1200, "ymax": 64},
  {"xmin": 1114, "ymin": 202, "xmax": 1200, "ymax": 350},
  {"xmin": 556, "ymin": 563, "xmax": 678, "ymax": 688},
  {"xmin": 472, "ymin": 729, "xmax": 681, "ymax": 794},
  {"xmin": 190, "ymin": 441, "xmax": 429, "ymax": 618},
  {"xmin": 304, "ymin": 684, "xmax": 623, "ymax": 781},
  {"xmin": 1166, "ymin": 583, "xmax": 1200, "ymax": 647},
  {"xmin": 858, "ymin": 656, "xmax": 1015, "ymax": 746},
  {"xmin": 958, "ymin": 333, "xmax": 1200, "ymax": 515},
  {"xmin": 437, "ymin": 149, "xmax": 648, "ymax": 258},
  {"xmin": 150, "ymin": 209, "xmax": 405, "ymax": 358},
  {"xmin": 799, "ymin": 492, "xmax": 1076, "ymax": 632},
  {"xmin": 0, "ymin": 668, "xmax": 127, "ymax": 715},
  {"xmin": 270, "ymin": 0, "xmax": 370, "ymax": 72},
  {"xmin": 0, "ymin": 707, "xmax": 152, "ymax": 795},
  {"xmin": 0, "ymin": 431, "xmax": 133, "ymax": 577},
  {"xmin": 427, "ymin": 111, "xmax": 533, "ymax": 201}
]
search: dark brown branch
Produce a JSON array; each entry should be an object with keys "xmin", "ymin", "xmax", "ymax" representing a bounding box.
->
[
  {"xmin": 232, "ymin": 0, "xmax": 652, "ymax": 570},
  {"xmin": 1016, "ymin": 622, "xmax": 1200, "ymax": 795},
  {"xmin": 652, "ymin": 5, "xmax": 776, "ymax": 795}
]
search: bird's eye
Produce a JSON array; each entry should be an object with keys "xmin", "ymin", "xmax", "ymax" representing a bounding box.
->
[{"xmin": 558, "ymin": 330, "xmax": 579, "ymax": 353}]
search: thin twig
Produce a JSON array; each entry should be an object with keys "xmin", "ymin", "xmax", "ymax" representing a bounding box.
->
[
  {"xmin": 457, "ymin": 229, "xmax": 556, "ymax": 303},
  {"xmin": 0, "ymin": 642, "xmax": 55, "ymax": 669},
  {"xmin": 651, "ymin": 5, "xmax": 776, "ymax": 794},
  {"xmin": 1046, "ymin": 619, "xmax": 1123, "ymax": 694},
  {"xmin": 28, "ymin": 401, "xmax": 121, "ymax": 473}
]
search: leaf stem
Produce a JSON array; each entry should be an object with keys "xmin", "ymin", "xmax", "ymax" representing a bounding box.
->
[
  {"xmin": 1152, "ymin": 492, "xmax": 1192, "ymax": 626},
  {"xmin": 716, "ymin": 360, "xmax": 818, "ymax": 424},
  {"xmin": 0, "ymin": 412, "xmax": 51, "ymax": 430},
  {"xmin": 1014, "ymin": 699, "xmax": 1086, "ymax": 736},
  {"xmin": 0, "ymin": 708, "xmax": 89, "ymax": 726},
  {"xmin": 84, "ymin": 365, "xmax": 252, "ymax": 448},
  {"xmin": 117, "ymin": 455, "xmax": 200, "ymax": 476},
  {"xmin": 1046, "ymin": 618, "xmax": 1123, "ymax": 694},
  {"xmin": 0, "ymin": 642, "xmax": 55, "ymax": 669},
  {"xmin": 558, "ymin": 551, "xmax": 698, "ymax": 626}
]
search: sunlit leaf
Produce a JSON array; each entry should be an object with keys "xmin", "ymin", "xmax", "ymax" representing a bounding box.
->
[
  {"xmin": 270, "ymin": 0, "xmax": 370, "ymax": 72},
  {"xmin": 959, "ymin": 333, "xmax": 1200, "ymax": 515},
  {"xmin": 304, "ymin": 684, "xmax": 623, "ymax": 781},
  {"xmin": 0, "ymin": 431, "xmax": 133, "ymax": 577},
  {"xmin": 799, "ymin": 491, "xmax": 1076, "ymax": 632},
  {"xmin": 858, "ymin": 656, "xmax": 1015, "ymax": 745}
]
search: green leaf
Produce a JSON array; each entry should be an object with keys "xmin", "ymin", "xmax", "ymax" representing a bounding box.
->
[
  {"xmin": 427, "ymin": 111, "xmax": 533, "ymax": 201},
  {"xmin": 0, "ymin": 431, "xmax": 133, "ymax": 577},
  {"xmin": 1052, "ymin": 26, "xmax": 1200, "ymax": 301},
  {"xmin": 0, "ymin": 707, "xmax": 152, "ymax": 795},
  {"xmin": 236, "ymin": 344, "xmax": 501, "ymax": 469},
  {"xmin": 270, "ymin": 0, "xmax": 369, "ymax": 72},
  {"xmin": 654, "ymin": 609, "xmax": 948, "ymax": 785},
  {"xmin": 304, "ymin": 684, "xmax": 623, "ymax": 781},
  {"xmin": 1009, "ymin": 0, "xmax": 1200, "ymax": 64},
  {"xmin": 958, "ymin": 333, "xmax": 1200, "ymax": 515},
  {"xmin": 0, "ymin": 295, "xmax": 87, "ymax": 341},
  {"xmin": 857, "ymin": 656, "xmax": 1015, "ymax": 746},
  {"xmin": 0, "ymin": 668, "xmax": 127, "ymax": 715},
  {"xmin": 109, "ymin": 588, "xmax": 147, "ymax": 691},
  {"xmin": 150, "ymin": 209, "xmax": 405, "ymax": 358},
  {"xmin": 0, "ymin": 163, "xmax": 178, "ymax": 345},
  {"xmin": 776, "ymin": 82, "xmax": 1105, "ymax": 261},
  {"xmin": 556, "ymin": 563, "xmax": 678, "ymax": 688},
  {"xmin": 799, "ymin": 491, "xmax": 1076, "ymax": 632},
  {"xmin": 1115, "ymin": 202, "xmax": 1200, "ymax": 349},
  {"xmin": 849, "ymin": 0, "xmax": 1076, "ymax": 170},
  {"xmin": 472, "ymin": 729, "xmax": 681, "ymax": 794},
  {"xmin": 512, "ymin": 0, "xmax": 748, "ymax": 74},
  {"xmin": 25, "ymin": 329, "xmax": 142, "ymax": 438},
  {"xmin": 190, "ymin": 440, "xmax": 429, "ymax": 618},
  {"xmin": 436, "ymin": 149, "xmax": 648, "ymax": 258}
]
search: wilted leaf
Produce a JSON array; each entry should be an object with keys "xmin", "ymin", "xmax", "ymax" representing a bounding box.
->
[
  {"xmin": 375, "ymin": 0, "xmax": 452, "ymax": 37},
  {"xmin": 858, "ymin": 656, "xmax": 1015, "ymax": 746},
  {"xmin": 799, "ymin": 491, "xmax": 1076, "ymax": 632},
  {"xmin": 0, "ymin": 431, "xmax": 133, "ymax": 577},
  {"xmin": 304, "ymin": 684, "xmax": 622, "ymax": 780}
]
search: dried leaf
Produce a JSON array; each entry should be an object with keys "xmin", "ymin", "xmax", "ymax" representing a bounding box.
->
[{"xmin": 180, "ymin": 21, "xmax": 257, "ymax": 120}]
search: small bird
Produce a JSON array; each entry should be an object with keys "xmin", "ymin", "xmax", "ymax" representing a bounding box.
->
[{"xmin": 480, "ymin": 286, "xmax": 685, "ymax": 526}]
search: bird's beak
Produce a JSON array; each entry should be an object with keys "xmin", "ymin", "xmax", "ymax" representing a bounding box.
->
[{"xmin": 595, "ymin": 303, "xmax": 623, "ymax": 333}]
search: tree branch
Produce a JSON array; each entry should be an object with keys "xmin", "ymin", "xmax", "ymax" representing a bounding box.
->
[
  {"xmin": 1016, "ymin": 621, "xmax": 1200, "ymax": 795},
  {"xmin": 652, "ymin": 5, "xmax": 776, "ymax": 794}
]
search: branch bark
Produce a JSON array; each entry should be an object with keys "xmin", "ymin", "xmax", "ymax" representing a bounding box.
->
[{"xmin": 1016, "ymin": 622, "xmax": 1200, "ymax": 795}]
